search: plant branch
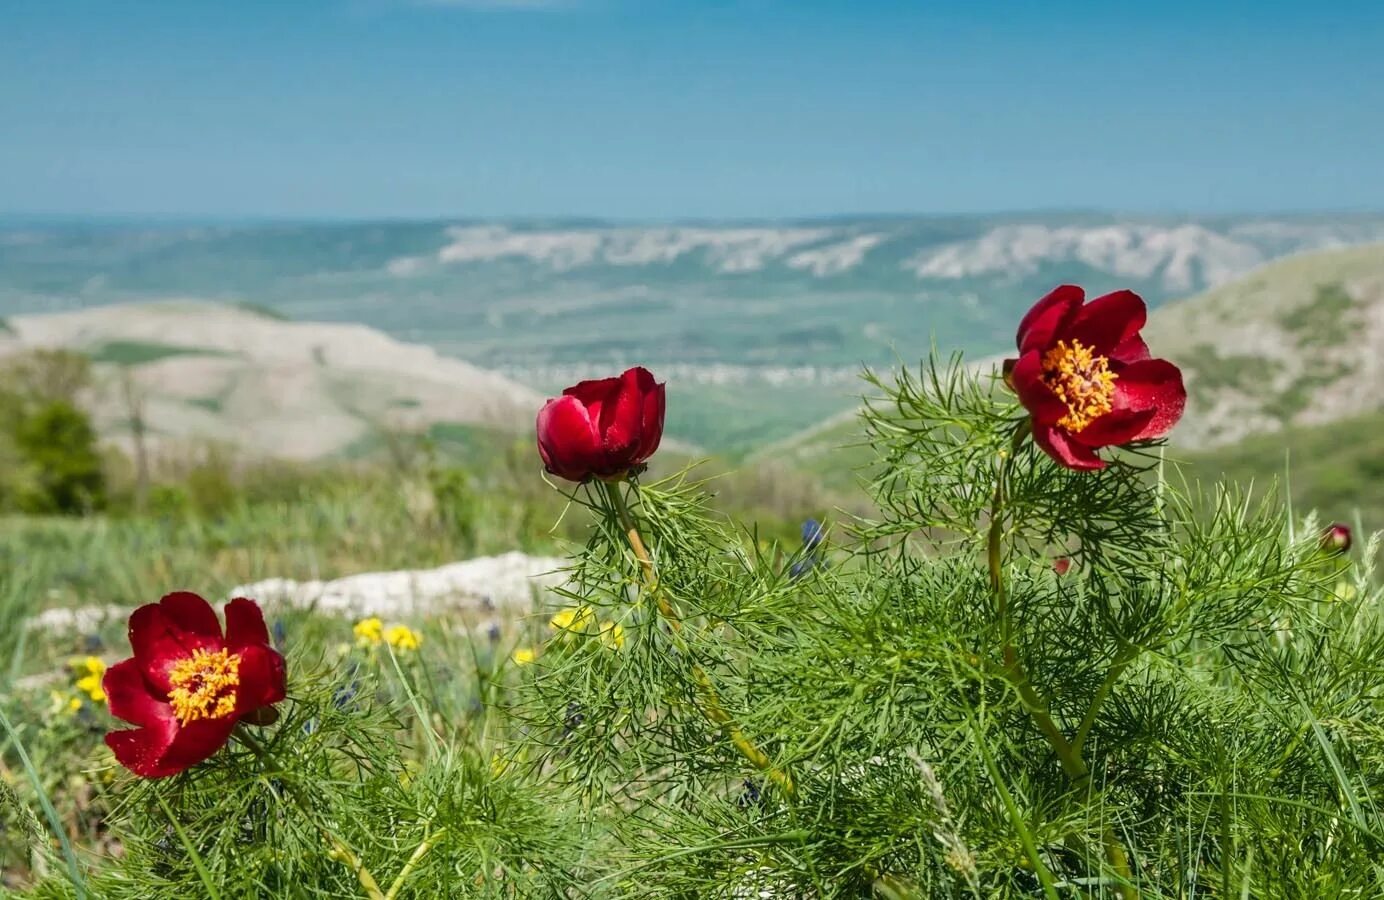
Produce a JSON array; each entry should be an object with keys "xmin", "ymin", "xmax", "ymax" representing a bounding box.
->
[
  {"xmin": 234, "ymin": 727, "xmax": 386, "ymax": 900},
  {"xmin": 384, "ymin": 828, "xmax": 448, "ymax": 900},
  {"xmin": 984, "ymin": 432, "xmax": 1138, "ymax": 899},
  {"xmin": 601, "ymin": 479, "xmax": 794, "ymax": 795},
  {"xmin": 1073, "ymin": 649, "xmax": 1137, "ymax": 757}
]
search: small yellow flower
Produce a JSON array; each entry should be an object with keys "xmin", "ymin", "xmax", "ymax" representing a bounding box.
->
[
  {"xmin": 50, "ymin": 690, "xmax": 81, "ymax": 716},
  {"xmin": 70, "ymin": 656, "xmax": 107, "ymax": 703},
  {"xmin": 598, "ymin": 621, "xmax": 625, "ymax": 650},
  {"xmin": 353, "ymin": 617, "xmax": 384, "ymax": 646},
  {"xmin": 511, "ymin": 647, "xmax": 536, "ymax": 666},
  {"xmin": 76, "ymin": 673, "xmax": 106, "ymax": 704},
  {"xmin": 490, "ymin": 752, "xmax": 510, "ymax": 777},
  {"xmin": 549, "ymin": 605, "xmax": 594, "ymax": 633},
  {"xmin": 385, "ymin": 624, "xmax": 422, "ymax": 651}
]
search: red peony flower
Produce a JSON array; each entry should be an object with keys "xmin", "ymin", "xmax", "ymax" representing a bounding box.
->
[
  {"xmin": 1005, "ymin": 285, "xmax": 1186, "ymax": 470},
  {"xmin": 103, "ymin": 592, "xmax": 286, "ymax": 778},
  {"xmin": 1323, "ymin": 523, "xmax": 1352, "ymax": 553},
  {"xmin": 536, "ymin": 366, "xmax": 666, "ymax": 483}
]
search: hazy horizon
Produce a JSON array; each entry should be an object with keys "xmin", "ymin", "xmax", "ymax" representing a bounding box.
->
[{"xmin": 7, "ymin": 206, "xmax": 1384, "ymax": 226}]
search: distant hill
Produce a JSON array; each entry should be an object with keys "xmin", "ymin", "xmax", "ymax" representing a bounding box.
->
[
  {"xmin": 0, "ymin": 301, "xmax": 541, "ymax": 460},
  {"xmin": 1142, "ymin": 243, "xmax": 1384, "ymax": 449},
  {"xmin": 3, "ymin": 215, "xmax": 1383, "ymax": 453},
  {"xmin": 1174, "ymin": 407, "xmax": 1384, "ymax": 540}
]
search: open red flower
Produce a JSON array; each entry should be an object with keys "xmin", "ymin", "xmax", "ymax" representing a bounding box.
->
[
  {"xmin": 103, "ymin": 592, "xmax": 286, "ymax": 778},
  {"xmin": 536, "ymin": 366, "xmax": 665, "ymax": 483},
  {"xmin": 1005, "ymin": 285, "xmax": 1185, "ymax": 470}
]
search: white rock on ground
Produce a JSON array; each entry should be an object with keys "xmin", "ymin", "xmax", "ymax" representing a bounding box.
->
[
  {"xmin": 25, "ymin": 551, "xmax": 571, "ymax": 635},
  {"xmin": 230, "ymin": 551, "xmax": 569, "ymax": 619}
]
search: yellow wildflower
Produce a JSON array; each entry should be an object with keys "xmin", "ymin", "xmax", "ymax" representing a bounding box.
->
[
  {"xmin": 384, "ymin": 624, "xmax": 422, "ymax": 651},
  {"xmin": 353, "ymin": 617, "xmax": 384, "ymax": 646},
  {"xmin": 511, "ymin": 647, "xmax": 537, "ymax": 666},
  {"xmin": 70, "ymin": 656, "xmax": 107, "ymax": 704},
  {"xmin": 549, "ymin": 605, "xmax": 594, "ymax": 633},
  {"xmin": 50, "ymin": 690, "xmax": 81, "ymax": 716},
  {"xmin": 598, "ymin": 621, "xmax": 625, "ymax": 650}
]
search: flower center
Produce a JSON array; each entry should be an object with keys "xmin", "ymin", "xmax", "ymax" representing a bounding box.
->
[
  {"xmin": 1040, "ymin": 339, "xmax": 1117, "ymax": 433},
  {"xmin": 167, "ymin": 648, "xmax": 242, "ymax": 724}
]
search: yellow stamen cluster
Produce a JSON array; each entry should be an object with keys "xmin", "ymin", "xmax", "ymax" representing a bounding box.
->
[
  {"xmin": 167, "ymin": 648, "xmax": 242, "ymax": 724},
  {"xmin": 1041, "ymin": 339, "xmax": 1117, "ymax": 433}
]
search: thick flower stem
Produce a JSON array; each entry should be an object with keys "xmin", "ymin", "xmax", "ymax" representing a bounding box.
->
[
  {"xmin": 600, "ymin": 479, "xmax": 794, "ymax": 795},
  {"xmin": 383, "ymin": 829, "xmax": 448, "ymax": 900},
  {"xmin": 985, "ymin": 434, "xmax": 1138, "ymax": 900},
  {"xmin": 1073, "ymin": 650, "xmax": 1136, "ymax": 757}
]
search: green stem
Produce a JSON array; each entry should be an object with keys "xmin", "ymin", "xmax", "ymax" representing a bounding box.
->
[
  {"xmin": 383, "ymin": 828, "xmax": 448, "ymax": 900},
  {"xmin": 985, "ymin": 434, "xmax": 1138, "ymax": 900},
  {"xmin": 1073, "ymin": 650, "xmax": 1136, "ymax": 757},
  {"xmin": 972, "ymin": 719, "xmax": 1062, "ymax": 900},
  {"xmin": 234, "ymin": 727, "xmax": 386, "ymax": 900},
  {"xmin": 600, "ymin": 479, "xmax": 794, "ymax": 795},
  {"xmin": 0, "ymin": 706, "xmax": 87, "ymax": 899}
]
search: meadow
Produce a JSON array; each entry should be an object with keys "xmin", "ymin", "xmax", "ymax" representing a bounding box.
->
[{"xmin": 1, "ymin": 332, "xmax": 1381, "ymax": 898}]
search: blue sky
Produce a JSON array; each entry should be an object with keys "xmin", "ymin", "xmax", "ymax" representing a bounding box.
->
[{"xmin": 2, "ymin": 0, "xmax": 1382, "ymax": 219}]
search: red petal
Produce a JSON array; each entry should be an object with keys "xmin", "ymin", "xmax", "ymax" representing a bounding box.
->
[
  {"xmin": 562, "ymin": 375, "xmax": 622, "ymax": 427},
  {"xmin": 106, "ymin": 727, "xmax": 181, "ymax": 778},
  {"xmin": 1066, "ymin": 290, "xmax": 1147, "ymax": 355},
  {"xmin": 1111, "ymin": 358, "xmax": 1186, "ymax": 440},
  {"xmin": 1033, "ymin": 424, "xmax": 1105, "ymax": 471},
  {"xmin": 104, "ymin": 658, "xmax": 174, "ymax": 729},
  {"xmin": 159, "ymin": 591, "xmax": 224, "ymax": 637},
  {"xmin": 536, "ymin": 395, "xmax": 601, "ymax": 482},
  {"xmin": 234, "ymin": 644, "xmax": 287, "ymax": 714},
  {"xmin": 154, "ymin": 716, "xmax": 238, "ymax": 776},
  {"xmin": 597, "ymin": 367, "xmax": 652, "ymax": 463},
  {"xmin": 128, "ymin": 593, "xmax": 225, "ymax": 694},
  {"xmin": 1017, "ymin": 285, "xmax": 1084, "ymax": 354},
  {"xmin": 1110, "ymin": 334, "xmax": 1150, "ymax": 364},
  {"xmin": 1070, "ymin": 408, "xmax": 1157, "ymax": 447},
  {"xmin": 1008, "ymin": 351, "xmax": 1067, "ymax": 425},
  {"xmin": 634, "ymin": 379, "xmax": 666, "ymax": 463},
  {"xmin": 224, "ymin": 597, "xmax": 270, "ymax": 650}
]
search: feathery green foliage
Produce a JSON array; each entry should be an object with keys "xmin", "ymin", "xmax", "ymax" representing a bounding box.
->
[{"xmin": 519, "ymin": 354, "xmax": 1383, "ymax": 897}]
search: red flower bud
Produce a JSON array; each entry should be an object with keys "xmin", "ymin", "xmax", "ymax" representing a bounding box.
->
[
  {"xmin": 536, "ymin": 366, "xmax": 666, "ymax": 483},
  {"xmin": 1004, "ymin": 286, "xmax": 1186, "ymax": 471},
  {"xmin": 1053, "ymin": 557, "xmax": 1072, "ymax": 576},
  {"xmin": 1323, "ymin": 523, "xmax": 1352, "ymax": 553},
  {"xmin": 104, "ymin": 593, "xmax": 286, "ymax": 778}
]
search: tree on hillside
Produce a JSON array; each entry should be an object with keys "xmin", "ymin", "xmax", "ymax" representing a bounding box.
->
[{"xmin": 0, "ymin": 349, "xmax": 108, "ymax": 514}]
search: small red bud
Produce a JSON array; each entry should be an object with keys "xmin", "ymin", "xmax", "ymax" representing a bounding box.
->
[
  {"xmin": 1323, "ymin": 524, "xmax": 1352, "ymax": 554},
  {"xmin": 1053, "ymin": 557, "xmax": 1072, "ymax": 576}
]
